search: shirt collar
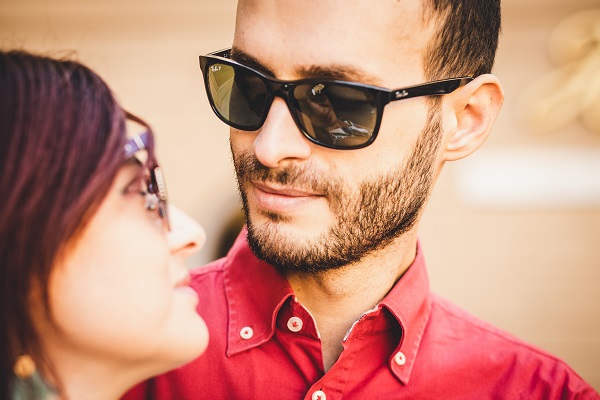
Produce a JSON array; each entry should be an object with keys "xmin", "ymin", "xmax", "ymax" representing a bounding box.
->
[
  {"xmin": 224, "ymin": 228, "xmax": 294, "ymax": 356},
  {"xmin": 380, "ymin": 241, "xmax": 432, "ymax": 385},
  {"xmin": 224, "ymin": 228, "xmax": 432, "ymax": 386}
]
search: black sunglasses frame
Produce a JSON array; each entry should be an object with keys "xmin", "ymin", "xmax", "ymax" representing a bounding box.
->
[{"xmin": 199, "ymin": 48, "xmax": 473, "ymax": 150}]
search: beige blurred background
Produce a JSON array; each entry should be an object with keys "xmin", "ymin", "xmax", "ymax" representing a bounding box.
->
[{"xmin": 2, "ymin": 0, "xmax": 599, "ymax": 391}]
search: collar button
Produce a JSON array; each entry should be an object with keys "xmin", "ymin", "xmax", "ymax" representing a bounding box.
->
[
  {"xmin": 394, "ymin": 350, "xmax": 406, "ymax": 366},
  {"xmin": 311, "ymin": 390, "xmax": 326, "ymax": 400},
  {"xmin": 240, "ymin": 327, "xmax": 254, "ymax": 340},
  {"xmin": 287, "ymin": 316, "xmax": 303, "ymax": 332}
]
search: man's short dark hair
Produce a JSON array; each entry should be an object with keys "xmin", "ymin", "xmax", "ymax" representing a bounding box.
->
[{"xmin": 423, "ymin": 0, "xmax": 501, "ymax": 80}]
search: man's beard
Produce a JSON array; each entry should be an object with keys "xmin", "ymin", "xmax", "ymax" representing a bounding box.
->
[{"xmin": 233, "ymin": 103, "xmax": 442, "ymax": 274}]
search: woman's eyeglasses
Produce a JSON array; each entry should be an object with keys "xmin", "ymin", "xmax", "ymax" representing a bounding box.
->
[
  {"xmin": 199, "ymin": 48, "xmax": 472, "ymax": 150},
  {"xmin": 124, "ymin": 131, "xmax": 170, "ymax": 230}
]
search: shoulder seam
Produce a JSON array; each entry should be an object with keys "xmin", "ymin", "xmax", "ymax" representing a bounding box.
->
[{"xmin": 430, "ymin": 294, "xmax": 578, "ymax": 369}]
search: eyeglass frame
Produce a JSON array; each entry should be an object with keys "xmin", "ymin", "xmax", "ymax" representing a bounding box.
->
[
  {"xmin": 123, "ymin": 113, "xmax": 170, "ymax": 231},
  {"xmin": 199, "ymin": 48, "xmax": 474, "ymax": 150}
]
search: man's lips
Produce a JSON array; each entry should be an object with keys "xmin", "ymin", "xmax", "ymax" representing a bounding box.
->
[
  {"xmin": 252, "ymin": 181, "xmax": 319, "ymax": 197},
  {"xmin": 250, "ymin": 181, "xmax": 323, "ymax": 212}
]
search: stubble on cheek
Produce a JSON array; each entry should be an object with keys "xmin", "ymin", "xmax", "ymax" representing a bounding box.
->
[{"xmin": 230, "ymin": 102, "xmax": 442, "ymax": 273}]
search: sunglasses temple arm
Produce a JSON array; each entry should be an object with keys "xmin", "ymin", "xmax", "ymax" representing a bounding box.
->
[{"xmin": 392, "ymin": 78, "xmax": 473, "ymax": 101}]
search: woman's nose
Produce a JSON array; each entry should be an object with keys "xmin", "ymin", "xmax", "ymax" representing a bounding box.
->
[{"xmin": 166, "ymin": 205, "xmax": 206, "ymax": 258}]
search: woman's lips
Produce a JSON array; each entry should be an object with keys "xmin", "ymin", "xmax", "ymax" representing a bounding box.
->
[
  {"xmin": 174, "ymin": 274, "xmax": 198, "ymax": 302},
  {"xmin": 175, "ymin": 273, "xmax": 191, "ymax": 288}
]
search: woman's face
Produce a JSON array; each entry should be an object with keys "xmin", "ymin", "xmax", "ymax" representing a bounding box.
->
[{"xmin": 43, "ymin": 161, "xmax": 208, "ymax": 379}]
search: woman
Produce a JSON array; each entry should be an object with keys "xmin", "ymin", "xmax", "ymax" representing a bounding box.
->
[{"xmin": 0, "ymin": 50, "xmax": 209, "ymax": 399}]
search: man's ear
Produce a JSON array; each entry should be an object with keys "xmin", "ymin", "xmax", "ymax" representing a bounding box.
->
[{"xmin": 442, "ymin": 74, "xmax": 504, "ymax": 162}]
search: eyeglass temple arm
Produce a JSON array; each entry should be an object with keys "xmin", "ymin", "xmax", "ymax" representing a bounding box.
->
[{"xmin": 124, "ymin": 131, "xmax": 150, "ymax": 159}]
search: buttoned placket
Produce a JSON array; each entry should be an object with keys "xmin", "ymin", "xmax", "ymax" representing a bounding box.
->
[{"xmin": 297, "ymin": 306, "xmax": 405, "ymax": 400}]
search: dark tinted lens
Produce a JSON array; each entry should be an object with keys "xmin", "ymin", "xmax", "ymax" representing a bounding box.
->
[
  {"xmin": 206, "ymin": 62, "xmax": 269, "ymax": 129},
  {"xmin": 292, "ymin": 82, "xmax": 378, "ymax": 148}
]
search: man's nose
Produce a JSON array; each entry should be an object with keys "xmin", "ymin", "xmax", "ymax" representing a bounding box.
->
[{"xmin": 252, "ymin": 97, "xmax": 312, "ymax": 168}]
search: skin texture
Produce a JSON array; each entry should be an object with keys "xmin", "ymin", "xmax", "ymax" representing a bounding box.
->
[
  {"xmin": 34, "ymin": 163, "xmax": 208, "ymax": 400},
  {"xmin": 234, "ymin": 103, "xmax": 442, "ymax": 273},
  {"xmin": 231, "ymin": 0, "xmax": 503, "ymax": 370}
]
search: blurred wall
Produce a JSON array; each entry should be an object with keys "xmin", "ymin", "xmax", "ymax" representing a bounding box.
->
[{"xmin": 2, "ymin": 0, "xmax": 598, "ymax": 390}]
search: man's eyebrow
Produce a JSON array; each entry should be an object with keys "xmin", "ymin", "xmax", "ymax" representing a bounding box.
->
[
  {"xmin": 230, "ymin": 47, "xmax": 383, "ymax": 86},
  {"xmin": 230, "ymin": 48, "xmax": 275, "ymax": 76},
  {"xmin": 299, "ymin": 65, "xmax": 383, "ymax": 86}
]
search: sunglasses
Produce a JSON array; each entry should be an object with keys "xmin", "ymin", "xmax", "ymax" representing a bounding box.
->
[
  {"xmin": 199, "ymin": 48, "xmax": 473, "ymax": 150},
  {"xmin": 124, "ymin": 128, "xmax": 170, "ymax": 231}
]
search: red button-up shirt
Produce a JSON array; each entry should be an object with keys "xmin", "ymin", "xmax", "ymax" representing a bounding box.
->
[{"xmin": 124, "ymin": 229, "xmax": 598, "ymax": 399}]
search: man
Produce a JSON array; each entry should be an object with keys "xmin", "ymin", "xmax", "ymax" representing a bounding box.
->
[{"xmin": 125, "ymin": 0, "xmax": 599, "ymax": 398}]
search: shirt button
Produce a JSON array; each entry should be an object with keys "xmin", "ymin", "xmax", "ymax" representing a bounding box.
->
[
  {"xmin": 311, "ymin": 390, "xmax": 326, "ymax": 400},
  {"xmin": 394, "ymin": 351, "xmax": 406, "ymax": 366},
  {"xmin": 240, "ymin": 327, "xmax": 253, "ymax": 340},
  {"xmin": 287, "ymin": 316, "xmax": 303, "ymax": 332}
]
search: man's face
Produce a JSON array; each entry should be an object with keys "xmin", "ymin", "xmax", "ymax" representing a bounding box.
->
[{"xmin": 231, "ymin": 0, "xmax": 444, "ymax": 273}]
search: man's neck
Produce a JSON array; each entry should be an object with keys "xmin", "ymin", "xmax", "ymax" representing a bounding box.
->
[{"xmin": 285, "ymin": 234, "xmax": 418, "ymax": 371}]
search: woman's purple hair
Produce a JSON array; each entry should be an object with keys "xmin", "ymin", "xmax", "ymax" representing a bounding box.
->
[{"xmin": 0, "ymin": 50, "xmax": 137, "ymax": 398}]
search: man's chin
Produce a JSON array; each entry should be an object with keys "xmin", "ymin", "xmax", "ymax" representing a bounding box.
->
[
  {"xmin": 245, "ymin": 217, "xmax": 355, "ymax": 274},
  {"xmin": 249, "ymin": 209, "xmax": 332, "ymax": 240}
]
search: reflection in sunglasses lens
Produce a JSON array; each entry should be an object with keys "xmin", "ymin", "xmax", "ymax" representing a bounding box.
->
[
  {"xmin": 292, "ymin": 83, "xmax": 376, "ymax": 147},
  {"xmin": 206, "ymin": 61, "xmax": 377, "ymax": 148}
]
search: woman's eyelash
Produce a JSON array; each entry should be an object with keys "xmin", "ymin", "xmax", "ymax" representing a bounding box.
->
[
  {"xmin": 124, "ymin": 186, "xmax": 158, "ymax": 212},
  {"xmin": 123, "ymin": 176, "xmax": 146, "ymax": 194}
]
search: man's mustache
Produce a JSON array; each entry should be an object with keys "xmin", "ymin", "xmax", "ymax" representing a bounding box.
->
[{"xmin": 233, "ymin": 152, "xmax": 334, "ymax": 197}]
